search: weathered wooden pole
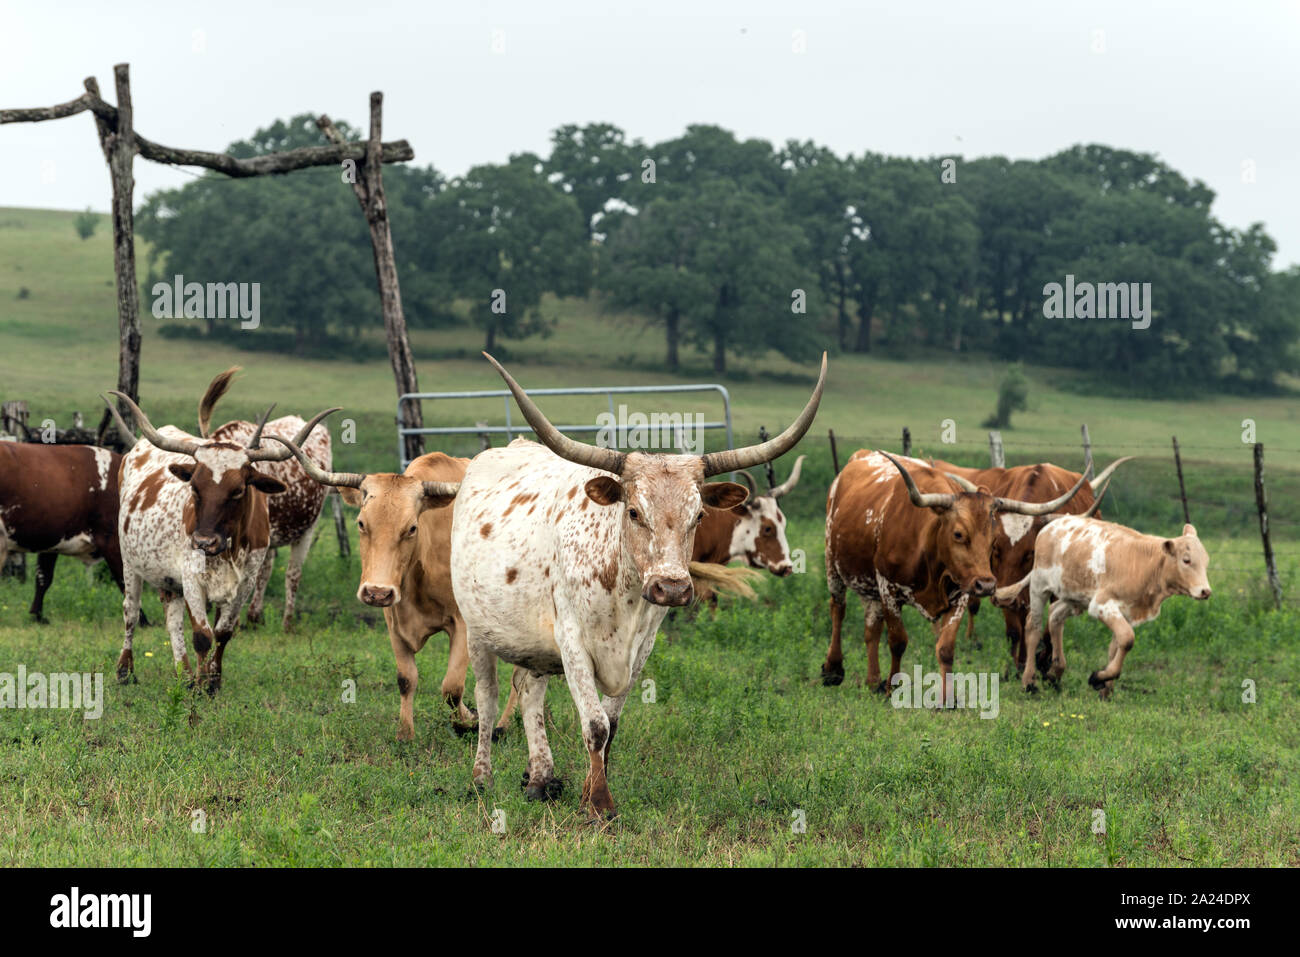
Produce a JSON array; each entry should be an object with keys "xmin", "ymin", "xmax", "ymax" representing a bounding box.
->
[
  {"xmin": 1253, "ymin": 443, "xmax": 1283, "ymax": 610},
  {"xmin": 901, "ymin": 426, "xmax": 911, "ymax": 457},
  {"xmin": 757, "ymin": 426, "xmax": 776, "ymax": 489},
  {"xmin": 1080, "ymin": 424, "xmax": 1094, "ymax": 480},
  {"xmin": 331, "ymin": 490, "xmax": 350, "ymax": 560},
  {"xmin": 988, "ymin": 430, "xmax": 1005, "ymax": 468},
  {"xmin": 828, "ymin": 428, "xmax": 840, "ymax": 474},
  {"xmin": 1172, "ymin": 436, "xmax": 1191, "ymax": 525},
  {"xmin": 318, "ymin": 95, "xmax": 424, "ymax": 466}
]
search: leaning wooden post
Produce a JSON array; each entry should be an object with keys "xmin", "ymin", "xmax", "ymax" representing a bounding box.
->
[
  {"xmin": 330, "ymin": 490, "xmax": 350, "ymax": 560},
  {"xmin": 318, "ymin": 95, "xmax": 424, "ymax": 465},
  {"xmin": 1172, "ymin": 436, "xmax": 1191, "ymax": 525},
  {"xmin": 901, "ymin": 427, "xmax": 911, "ymax": 457},
  {"xmin": 988, "ymin": 430, "xmax": 1005, "ymax": 468},
  {"xmin": 88, "ymin": 67, "xmax": 142, "ymax": 444},
  {"xmin": 1253, "ymin": 443, "xmax": 1283, "ymax": 610},
  {"xmin": 757, "ymin": 426, "xmax": 776, "ymax": 489},
  {"xmin": 828, "ymin": 429, "xmax": 840, "ymax": 474},
  {"xmin": 1080, "ymin": 424, "xmax": 1094, "ymax": 479}
]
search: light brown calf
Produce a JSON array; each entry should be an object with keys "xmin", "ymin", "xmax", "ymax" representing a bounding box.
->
[{"xmin": 996, "ymin": 518, "xmax": 1212, "ymax": 698}]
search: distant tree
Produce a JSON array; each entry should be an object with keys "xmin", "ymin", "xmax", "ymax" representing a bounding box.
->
[
  {"xmin": 544, "ymin": 123, "xmax": 642, "ymax": 238},
  {"xmin": 73, "ymin": 207, "xmax": 98, "ymax": 241},
  {"xmin": 982, "ymin": 364, "xmax": 1029, "ymax": 429},
  {"xmin": 429, "ymin": 154, "xmax": 591, "ymax": 352}
]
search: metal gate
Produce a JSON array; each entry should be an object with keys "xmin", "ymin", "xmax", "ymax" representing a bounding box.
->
[{"xmin": 396, "ymin": 384, "xmax": 734, "ymax": 471}]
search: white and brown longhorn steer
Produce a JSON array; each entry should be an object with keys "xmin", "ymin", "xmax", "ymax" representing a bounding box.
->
[
  {"xmin": 692, "ymin": 457, "xmax": 804, "ymax": 577},
  {"xmin": 104, "ymin": 392, "xmax": 333, "ymax": 690},
  {"xmin": 198, "ymin": 367, "xmax": 334, "ymax": 631},
  {"xmin": 995, "ymin": 517, "xmax": 1212, "ymax": 697},
  {"xmin": 452, "ymin": 353, "xmax": 826, "ymax": 819}
]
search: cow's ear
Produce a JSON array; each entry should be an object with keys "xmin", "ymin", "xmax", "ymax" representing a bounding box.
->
[
  {"xmin": 729, "ymin": 501, "xmax": 752, "ymax": 516},
  {"xmin": 247, "ymin": 470, "xmax": 288, "ymax": 495},
  {"xmin": 702, "ymin": 481, "xmax": 749, "ymax": 510},
  {"xmin": 1183, "ymin": 523, "xmax": 1198, "ymax": 538},
  {"xmin": 1163, "ymin": 539, "xmax": 1176, "ymax": 557},
  {"xmin": 168, "ymin": 463, "xmax": 194, "ymax": 483},
  {"xmin": 339, "ymin": 487, "xmax": 363, "ymax": 508},
  {"xmin": 585, "ymin": 476, "xmax": 623, "ymax": 506}
]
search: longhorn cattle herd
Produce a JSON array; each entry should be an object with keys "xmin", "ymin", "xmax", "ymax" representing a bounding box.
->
[{"xmin": 0, "ymin": 356, "xmax": 1213, "ymax": 820}]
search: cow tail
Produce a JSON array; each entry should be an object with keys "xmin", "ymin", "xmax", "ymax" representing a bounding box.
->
[
  {"xmin": 197, "ymin": 366, "xmax": 241, "ymax": 437},
  {"xmin": 688, "ymin": 561, "xmax": 761, "ymax": 601},
  {"xmin": 993, "ymin": 574, "xmax": 1031, "ymax": 606}
]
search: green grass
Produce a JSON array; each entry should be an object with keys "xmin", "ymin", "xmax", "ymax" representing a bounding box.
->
[
  {"xmin": 1, "ymin": 205, "xmax": 1298, "ymax": 865},
  {"xmin": 1, "ymin": 521, "xmax": 1297, "ymax": 866}
]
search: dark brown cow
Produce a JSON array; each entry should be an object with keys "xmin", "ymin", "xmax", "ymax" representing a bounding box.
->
[
  {"xmin": 930, "ymin": 457, "xmax": 1126, "ymax": 671},
  {"xmin": 821, "ymin": 450, "xmax": 1121, "ymax": 694},
  {"xmin": 691, "ymin": 456, "xmax": 804, "ymax": 575},
  {"xmin": 0, "ymin": 442, "xmax": 126, "ymax": 620}
]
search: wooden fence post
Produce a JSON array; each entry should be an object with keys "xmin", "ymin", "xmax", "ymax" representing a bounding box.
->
[
  {"xmin": 1172, "ymin": 436, "xmax": 1191, "ymax": 525},
  {"xmin": 757, "ymin": 426, "xmax": 776, "ymax": 489},
  {"xmin": 1253, "ymin": 443, "xmax": 1282, "ymax": 610},
  {"xmin": 988, "ymin": 430, "xmax": 1005, "ymax": 468},
  {"xmin": 902, "ymin": 427, "xmax": 911, "ymax": 457},
  {"xmin": 1, "ymin": 400, "xmax": 29, "ymax": 438},
  {"xmin": 331, "ymin": 490, "xmax": 351, "ymax": 560},
  {"xmin": 1080, "ymin": 424, "xmax": 1093, "ymax": 479},
  {"xmin": 828, "ymin": 429, "xmax": 840, "ymax": 475}
]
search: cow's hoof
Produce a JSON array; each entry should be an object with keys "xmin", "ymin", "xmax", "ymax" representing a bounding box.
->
[
  {"xmin": 821, "ymin": 664, "xmax": 844, "ymax": 687},
  {"xmin": 116, "ymin": 668, "xmax": 136, "ymax": 686},
  {"xmin": 449, "ymin": 720, "xmax": 475, "ymax": 738},
  {"xmin": 1087, "ymin": 671, "xmax": 1105, "ymax": 690},
  {"xmin": 31, "ymin": 614, "xmax": 49, "ymax": 625},
  {"xmin": 522, "ymin": 775, "xmax": 564, "ymax": 802},
  {"xmin": 1023, "ymin": 682, "xmax": 1039, "ymax": 695},
  {"xmin": 874, "ymin": 680, "xmax": 891, "ymax": 695},
  {"xmin": 491, "ymin": 725, "xmax": 507, "ymax": 742}
]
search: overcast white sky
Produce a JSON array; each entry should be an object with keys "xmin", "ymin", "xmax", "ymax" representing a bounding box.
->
[{"xmin": 3, "ymin": 0, "xmax": 1297, "ymax": 266}]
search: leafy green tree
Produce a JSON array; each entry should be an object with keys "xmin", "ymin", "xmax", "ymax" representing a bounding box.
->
[
  {"xmin": 982, "ymin": 363, "xmax": 1029, "ymax": 428},
  {"xmin": 429, "ymin": 154, "xmax": 591, "ymax": 352},
  {"xmin": 544, "ymin": 123, "xmax": 642, "ymax": 238},
  {"xmin": 74, "ymin": 207, "xmax": 98, "ymax": 241}
]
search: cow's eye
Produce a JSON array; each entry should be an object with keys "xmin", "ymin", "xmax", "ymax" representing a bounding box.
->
[
  {"xmin": 1182, "ymin": 555, "xmax": 1191, "ymax": 564},
  {"xmin": 954, "ymin": 530, "xmax": 965, "ymax": 543},
  {"xmin": 627, "ymin": 508, "xmax": 640, "ymax": 522},
  {"xmin": 357, "ymin": 519, "xmax": 366, "ymax": 532},
  {"xmin": 407, "ymin": 524, "xmax": 418, "ymax": 537},
  {"xmin": 763, "ymin": 525, "xmax": 774, "ymax": 536},
  {"xmin": 696, "ymin": 511, "xmax": 705, "ymax": 525},
  {"xmin": 230, "ymin": 488, "xmax": 244, "ymax": 499}
]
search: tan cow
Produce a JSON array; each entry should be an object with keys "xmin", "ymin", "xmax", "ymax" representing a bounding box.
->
[{"xmin": 995, "ymin": 518, "xmax": 1212, "ymax": 697}]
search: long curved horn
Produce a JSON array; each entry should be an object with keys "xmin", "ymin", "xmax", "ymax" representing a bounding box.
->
[
  {"xmin": 1088, "ymin": 454, "xmax": 1131, "ymax": 493},
  {"xmin": 882, "ymin": 452, "xmax": 957, "ymax": 510},
  {"xmin": 100, "ymin": 395, "xmax": 137, "ymax": 450},
  {"xmin": 735, "ymin": 470, "xmax": 758, "ymax": 495},
  {"xmin": 770, "ymin": 455, "xmax": 806, "ymax": 499},
  {"xmin": 107, "ymin": 391, "xmax": 199, "ymax": 456},
  {"xmin": 701, "ymin": 353, "xmax": 827, "ymax": 477},
  {"xmin": 247, "ymin": 404, "xmax": 276, "ymax": 450},
  {"xmin": 943, "ymin": 471, "xmax": 979, "ymax": 493},
  {"xmin": 262, "ymin": 433, "xmax": 364, "ymax": 487},
  {"xmin": 992, "ymin": 456, "xmax": 1130, "ymax": 516},
  {"xmin": 483, "ymin": 353, "xmax": 626, "ymax": 474},
  {"xmin": 422, "ymin": 481, "xmax": 461, "ymax": 499},
  {"xmin": 246, "ymin": 407, "xmax": 341, "ymax": 462},
  {"xmin": 1083, "ymin": 475, "xmax": 1110, "ymax": 517}
]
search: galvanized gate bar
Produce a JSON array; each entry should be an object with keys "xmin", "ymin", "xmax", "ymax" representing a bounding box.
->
[{"xmin": 397, "ymin": 384, "xmax": 734, "ymax": 472}]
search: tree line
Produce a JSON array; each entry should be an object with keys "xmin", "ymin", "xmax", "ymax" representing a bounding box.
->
[{"xmin": 136, "ymin": 117, "xmax": 1300, "ymax": 392}]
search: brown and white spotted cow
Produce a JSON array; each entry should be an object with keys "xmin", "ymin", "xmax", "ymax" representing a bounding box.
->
[
  {"xmin": 0, "ymin": 442, "xmax": 127, "ymax": 621},
  {"xmin": 104, "ymin": 392, "xmax": 333, "ymax": 691},
  {"xmin": 930, "ymin": 457, "xmax": 1128, "ymax": 669},
  {"xmin": 821, "ymin": 450, "xmax": 1126, "ymax": 695},
  {"xmin": 995, "ymin": 518, "xmax": 1211, "ymax": 698},
  {"xmin": 451, "ymin": 353, "xmax": 826, "ymax": 819},
  {"xmin": 266, "ymin": 432, "xmax": 519, "ymax": 742},
  {"xmin": 196, "ymin": 367, "xmax": 333, "ymax": 630},
  {"xmin": 692, "ymin": 457, "xmax": 805, "ymax": 576}
]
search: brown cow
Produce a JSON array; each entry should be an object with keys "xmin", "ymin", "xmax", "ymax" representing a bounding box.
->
[
  {"xmin": 994, "ymin": 517, "xmax": 1211, "ymax": 697},
  {"xmin": 267, "ymin": 434, "xmax": 517, "ymax": 741},
  {"xmin": 197, "ymin": 367, "xmax": 333, "ymax": 630},
  {"xmin": 821, "ymin": 450, "xmax": 1122, "ymax": 694},
  {"xmin": 930, "ymin": 457, "xmax": 1126, "ymax": 671},
  {"xmin": 0, "ymin": 442, "xmax": 127, "ymax": 621},
  {"xmin": 691, "ymin": 457, "xmax": 804, "ymax": 575}
]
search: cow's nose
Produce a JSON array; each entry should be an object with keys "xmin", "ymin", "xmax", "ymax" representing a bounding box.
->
[
  {"xmin": 973, "ymin": 577, "xmax": 997, "ymax": 597},
  {"xmin": 643, "ymin": 576, "xmax": 693, "ymax": 607},
  {"xmin": 774, "ymin": 564, "xmax": 793, "ymax": 578},
  {"xmin": 192, "ymin": 534, "xmax": 223, "ymax": 555},
  {"xmin": 1197, "ymin": 586, "xmax": 1212, "ymax": 600},
  {"xmin": 359, "ymin": 584, "xmax": 398, "ymax": 607}
]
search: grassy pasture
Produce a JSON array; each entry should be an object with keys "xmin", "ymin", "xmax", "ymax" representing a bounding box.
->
[{"xmin": 1, "ymin": 206, "xmax": 1298, "ymax": 865}]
